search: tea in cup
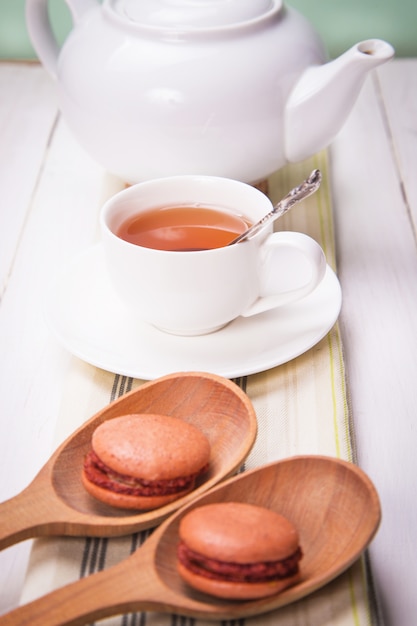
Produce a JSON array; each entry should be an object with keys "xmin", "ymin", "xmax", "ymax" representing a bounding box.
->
[
  {"xmin": 100, "ymin": 175, "xmax": 327, "ymax": 336},
  {"xmin": 115, "ymin": 203, "xmax": 253, "ymax": 251}
]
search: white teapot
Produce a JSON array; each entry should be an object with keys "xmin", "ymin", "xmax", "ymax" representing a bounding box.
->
[{"xmin": 26, "ymin": 0, "xmax": 394, "ymax": 184}]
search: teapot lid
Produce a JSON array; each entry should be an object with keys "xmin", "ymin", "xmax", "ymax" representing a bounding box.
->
[{"xmin": 110, "ymin": 0, "xmax": 281, "ymax": 29}]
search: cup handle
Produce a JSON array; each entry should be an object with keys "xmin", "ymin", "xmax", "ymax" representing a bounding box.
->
[{"xmin": 241, "ymin": 231, "xmax": 327, "ymax": 317}]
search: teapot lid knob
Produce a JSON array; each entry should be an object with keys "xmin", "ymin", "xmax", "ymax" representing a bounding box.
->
[{"xmin": 112, "ymin": 0, "xmax": 281, "ymax": 28}]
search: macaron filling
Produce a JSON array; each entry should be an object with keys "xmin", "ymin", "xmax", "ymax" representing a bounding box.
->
[
  {"xmin": 83, "ymin": 450, "xmax": 209, "ymax": 497},
  {"xmin": 177, "ymin": 541, "xmax": 302, "ymax": 583}
]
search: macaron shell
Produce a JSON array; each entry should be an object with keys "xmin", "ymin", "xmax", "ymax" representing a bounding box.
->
[
  {"xmin": 92, "ymin": 414, "xmax": 211, "ymax": 480},
  {"xmin": 179, "ymin": 502, "xmax": 299, "ymax": 562},
  {"xmin": 177, "ymin": 562, "xmax": 302, "ymax": 600},
  {"xmin": 81, "ymin": 469, "xmax": 195, "ymax": 510}
]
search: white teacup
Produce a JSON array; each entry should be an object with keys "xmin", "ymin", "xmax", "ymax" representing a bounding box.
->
[{"xmin": 100, "ymin": 175, "xmax": 327, "ymax": 336}]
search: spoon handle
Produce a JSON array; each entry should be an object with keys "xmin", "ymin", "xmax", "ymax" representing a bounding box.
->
[
  {"xmin": 228, "ymin": 169, "xmax": 322, "ymax": 245},
  {"xmin": 0, "ymin": 486, "xmax": 54, "ymax": 550},
  {"xmin": 0, "ymin": 543, "xmax": 198, "ymax": 626},
  {"xmin": 0, "ymin": 557, "xmax": 145, "ymax": 626},
  {"xmin": 0, "ymin": 472, "xmax": 85, "ymax": 550}
]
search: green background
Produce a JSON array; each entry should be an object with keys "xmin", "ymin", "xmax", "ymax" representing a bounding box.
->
[{"xmin": 1, "ymin": 0, "xmax": 416, "ymax": 60}]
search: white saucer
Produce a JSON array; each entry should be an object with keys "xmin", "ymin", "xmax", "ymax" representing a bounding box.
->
[{"xmin": 45, "ymin": 244, "xmax": 342, "ymax": 380}]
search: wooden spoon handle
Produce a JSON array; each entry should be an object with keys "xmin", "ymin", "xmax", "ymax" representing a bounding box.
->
[
  {"xmin": 0, "ymin": 556, "xmax": 167, "ymax": 626},
  {"xmin": 0, "ymin": 487, "xmax": 55, "ymax": 550}
]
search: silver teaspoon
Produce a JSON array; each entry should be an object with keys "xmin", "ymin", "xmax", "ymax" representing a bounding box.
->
[{"xmin": 228, "ymin": 169, "xmax": 322, "ymax": 245}]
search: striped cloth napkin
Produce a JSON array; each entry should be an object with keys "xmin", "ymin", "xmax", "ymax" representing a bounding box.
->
[{"xmin": 20, "ymin": 153, "xmax": 377, "ymax": 626}]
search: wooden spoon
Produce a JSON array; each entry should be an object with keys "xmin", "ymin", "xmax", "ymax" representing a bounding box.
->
[
  {"xmin": 0, "ymin": 371, "xmax": 257, "ymax": 549},
  {"xmin": 0, "ymin": 455, "xmax": 381, "ymax": 626}
]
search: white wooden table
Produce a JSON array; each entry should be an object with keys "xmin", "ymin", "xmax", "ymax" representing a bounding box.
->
[{"xmin": 1, "ymin": 59, "xmax": 416, "ymax": 625}]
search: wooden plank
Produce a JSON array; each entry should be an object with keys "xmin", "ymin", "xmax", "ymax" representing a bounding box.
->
[
  {"xmin": 0, "ymin": 67, "xmax": 124, "ymax": 609},
  {"xmin": 330, "ymin": 64, "xmax": 417, "ymax": 625},
  {"xmin": 0, "ymin": 64, "xmax": 58, "ymax": 296},
  {"xmin": 376, "ymin": 58, "xmax": 417, "ymax": 233}
]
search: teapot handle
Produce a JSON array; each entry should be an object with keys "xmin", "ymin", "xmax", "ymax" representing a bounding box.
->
[{"xmin": 25, "ymin": 0, "xmax": 98, "ymax": 79}]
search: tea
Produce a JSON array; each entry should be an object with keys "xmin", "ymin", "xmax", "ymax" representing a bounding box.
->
[{"xmin": 116, "ymin": 205, "xmax": 253, "ymax": 251}]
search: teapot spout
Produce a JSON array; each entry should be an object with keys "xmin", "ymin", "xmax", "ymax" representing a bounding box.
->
[{"xmin": 284, "ymin": 39, "xmax": 395, "ymax": 163}]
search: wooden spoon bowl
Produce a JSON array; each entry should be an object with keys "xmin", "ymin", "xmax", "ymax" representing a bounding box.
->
[
  {"xmin": 0, "ymin": 456, "xmax": 381, "ymax": 626},
  {"xmin": 0, "ymin": 372, "xmax": 257, "ymax": 549}
]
